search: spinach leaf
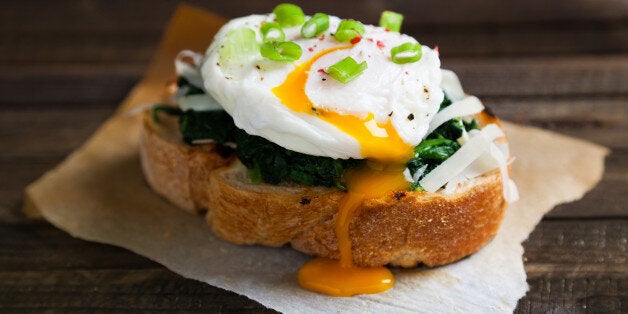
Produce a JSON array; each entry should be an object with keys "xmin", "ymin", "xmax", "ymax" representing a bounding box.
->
[
  {"xmin": 427, "ymin": 117, "xmax": 465, "ymax": 141},
  {"xmin": 407, "ymin": 138, "xmax": 460, "ymax": 190},
  {"xmin": 233, "ymin": 128, "xmax": 360, "ymax": 187},
  {"xmin": 179, "ymin": 110, "xmax": 237, "ymax": 145}
]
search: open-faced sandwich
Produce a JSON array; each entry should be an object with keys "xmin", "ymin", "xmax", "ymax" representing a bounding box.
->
[{"xmin": 140, "ymin": 4, "xmax": 519, "ymax": 296}]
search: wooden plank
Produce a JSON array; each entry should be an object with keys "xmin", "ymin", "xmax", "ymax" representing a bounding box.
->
[
  {"xmin": 0, "ymin": 30, "xmax": 160, "ymax": 64},
  {"xmin": 546, "ymin": 149, "xmax": 628, "ymax": 218},
  {"xmin": 2, "ymin": 21, "xmax": 626, "ymax": 64},
  {"xmin": 516, "ymin": 274, "xmax": 628, "ymax": 313},
  {"xmin": 523, "ymin": 219, "xmax": 628, "ymax": 265},
  {"xmin": 0, "ymin": 269, "xmax": 272, "ymax": 312},
  {"xmin": 444, "ymin": 55, "xmax": 628, "ymax": 97},
  {"xmin": 0, "ymin": 106, "xmax": 116, "ymax": 157},
  {"xmin": 485, "ymin": 97, "xmax": 628, "ymax": 149},
  {"xmin": 0, "ymin": 224, "xmax": 157, "ymax": 270},
  {"xmin": 2, "ymin": 0, "xmax": 626, "ymax": 32},
  {"xmin": 0, "ymin": 64, "xmax": 145, "ymax": 105}
]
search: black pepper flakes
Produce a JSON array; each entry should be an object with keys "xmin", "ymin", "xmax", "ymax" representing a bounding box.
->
[
  {"xmin": 300, "ymin": 197, "xmax": 311, "ymax": 205},
  {"xmin": 322, "ymin": 78, "xmax": 326, "ymax": 81},
  {"xmin": 394, "ymin": 192, "xmax": 406, "ymax": 200},
  {"xmin": 407, "ymin": 113, "xmax": 415, "ymax": 120},
  {"xmin": 256, "ymin": 65, "xmax": 261, "ymax": 70},
  {"xmin": 388, "ymin": 111, "xmax": 393, "ymax": 117}
]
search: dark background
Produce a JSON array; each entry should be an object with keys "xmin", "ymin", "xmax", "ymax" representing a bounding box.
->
[{"xmin": 1, "ymin": 0, "xmax": 627, "ymax": 312}]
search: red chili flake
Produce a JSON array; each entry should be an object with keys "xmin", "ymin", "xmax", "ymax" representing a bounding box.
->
[
  {"xmin": 405, "ymin": 71, "xmax": 409, "ymax": 75},
  {"xmin": 317, "ymin": 68, "xmax": 325, "ymax": 73},
  {"xmin": 367, "ymin": 38, "xmax": 374, "ymax": 43},
  {"xmin": 350, "ymin": 36, "xmax": 362, "ymax": 45},
  {"xmin": 434, "ymin": 45, "xmax": 439, "ymax": 56},
  {"xmin": 385, "ymin": 28, "xmax": 390, "ymax": 32},
  {"xmin": 260, "ymin": 77, "xmax": 264, "ymax": 81},
  {"xmin": 376, "ymin": 40, "xmax": 385, "ymax": 49},
  {"xmin": 319, "ymin": 34, "xmax": 325, "ymax": 41},
  {"xmin": 308, "ymin": 47, "xmax": 314, "ymax": 52}
]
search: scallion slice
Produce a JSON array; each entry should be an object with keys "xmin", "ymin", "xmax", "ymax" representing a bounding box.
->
[
  {"xmin": 333, "ymin": 19, "xmax": 365, "ymax": 42},
  {"xmin": 273, "ymin": 3, "xmax": 305, "ymax": 27},
  {"xmin": 301, "ymin": 13, "xmax": 329, "ymax": 38},
  {"xmin": 326, "ymin": 57, "xmax": 367, "ymax": 83},
  {"xmin": 390, "ymin": 42, "xmax": 422, "ymax": 64},
  {"xmin": 260, "ymin": 41, "xmax": 302, "ymax": 62},
  {"xmin": 219, "ymin": 27, "xmax": 259, "ymax": 65},
  {"xmin": 379, "ymin": 11, "xmax": 403, "ymax": 32},
  {"xmin": 260, "ymin": 22, "xmax": 285, "ymax": 43}
]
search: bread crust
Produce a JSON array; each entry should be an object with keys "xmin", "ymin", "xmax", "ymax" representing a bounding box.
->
[
  {"xmin": 139, "ymin": 111, "xmax": 507, "ymax": 267},
  {"xmin": 139, "ymin": 112, "xmax": 234, "ymax": 214}
]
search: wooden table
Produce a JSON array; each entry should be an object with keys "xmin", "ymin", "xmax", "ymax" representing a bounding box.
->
[{"xmin": 1, "ymin": 1, "xmax": 626, "ymax": 312}]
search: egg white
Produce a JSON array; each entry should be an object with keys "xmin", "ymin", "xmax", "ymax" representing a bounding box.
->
[{"xmin": 201, "ymin": 14, "xmax": 444, "ymax": 159}]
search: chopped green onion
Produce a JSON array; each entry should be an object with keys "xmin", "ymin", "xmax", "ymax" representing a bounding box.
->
[
  {"xmin": 301, "ymin": 13, "xmax": 329, "ymax": 38},
  {"xmin": 273, "ymin": 3, "xmax": 305, "ymax": 27},
  {"xmin": 260, "ymin": 22, "xmax": 285, "ymax": 43},
  {"xmin": 390, "ymin": 42, "xmax": 422, "ymax": 64},
  {"xmin": 219, "ymin": 28, "xmax": 259, "ymax": 65},
  {"xmin": 379, "ymin": 11, "xmax": 403, "ymax": 32},
  {"xmin": 326, "ymin": 57, "xmax": 367, "ymax": 83},
  {"xmin": 333, "ymin": 19, "xmax": 365, "ymax": 42},
  {"xmin": 260, "ymin": 41, "xmax": 302, "ymax": 61}
]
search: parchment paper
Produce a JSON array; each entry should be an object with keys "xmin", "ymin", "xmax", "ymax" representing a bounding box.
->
[{"xmin": 24, "ymin": 5, "xmax": 609, "ymax": 313}]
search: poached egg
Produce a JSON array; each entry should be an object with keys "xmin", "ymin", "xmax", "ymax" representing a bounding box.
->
[{"xmin": 201, "ymin": 14, "xmax": 443, "ymax": 162}]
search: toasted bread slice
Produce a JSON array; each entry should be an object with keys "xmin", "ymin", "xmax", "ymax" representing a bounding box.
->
[
  {"xmin": 139, "ymin": 111, "xmax": 234, "ymax": 214},
  {"xmin": 139, "ymin": 110, "xmax": 507, "ymax": 267}
]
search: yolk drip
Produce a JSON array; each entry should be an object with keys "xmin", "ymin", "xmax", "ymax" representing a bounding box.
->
[
  {"xmin": 273, "ymin": 46, "xmax": 414, "ymax": 296},
  {"xmin": 298, "ymin": 163, "xmax": 410, "ymax": 296}
]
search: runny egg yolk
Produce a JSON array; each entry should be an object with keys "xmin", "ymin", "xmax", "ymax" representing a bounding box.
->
[
  {"xmin": 273, "ymin": 47, "xmax": 414, "ymax": 296},
  {"xmin": 272, "ymin": 47, "xmax": 414, "ymax": 162}
]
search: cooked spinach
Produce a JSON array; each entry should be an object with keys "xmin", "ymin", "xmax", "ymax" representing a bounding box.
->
[
  {"xmin": 180, "ymin": 110, "xmax": 236, "ymax": 145},
  {"xmin": 234, "ymin": 129, "xmax": 360, "ymax": 188},
  {"xmin": 407, "ymin": 138, "xmax": 460, "ymax": 190},
  {"xmin": 153, "ymin": 104, "xmax": 360, "ymax": 188}
]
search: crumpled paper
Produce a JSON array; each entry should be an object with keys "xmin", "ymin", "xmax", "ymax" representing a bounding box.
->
[{"xmin": 24, "ymin": 5, "xmax": 609, "ymax": 313}]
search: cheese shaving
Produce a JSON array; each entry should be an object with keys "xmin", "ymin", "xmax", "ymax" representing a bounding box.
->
[
  {"xmin": 419, "ymin": 123, "xmax": 519, "ymax": 203},
  {"xmin": 175, "ymin": 50, "xmax": 205, "ymax": 90},
  {"xmin": 426, "ymin": 96, "xmax": 484, "ymax": 136}
]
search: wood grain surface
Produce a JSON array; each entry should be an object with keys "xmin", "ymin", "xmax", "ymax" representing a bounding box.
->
[{"xmin": 1, "ymin": 0, "xmax": 626, "ymax": 312}]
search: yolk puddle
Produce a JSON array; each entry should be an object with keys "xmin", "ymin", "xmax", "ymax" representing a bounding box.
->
[{"xmin": 273, "ymin": 46, "xmax": 414, "ymax": 296}]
